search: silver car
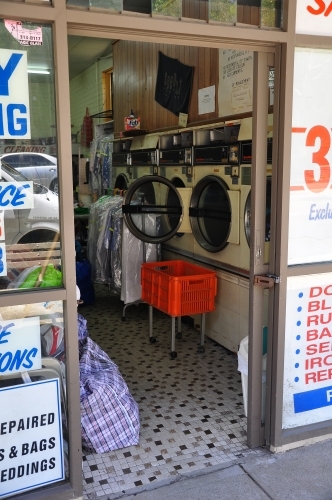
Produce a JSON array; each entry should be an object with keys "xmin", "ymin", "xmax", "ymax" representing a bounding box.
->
[
  {"xmin": 0, "ymin": 152, "xmax": 58, "ymax": 193},
  {"xmin": 1, "ymin": 160, "xmax": 59, "ymax": 245}
]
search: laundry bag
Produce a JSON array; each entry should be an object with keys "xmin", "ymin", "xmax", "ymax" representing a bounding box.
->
[{"xmin": 78, "ymin": 314, "xmax": 140, "ymax": 453}]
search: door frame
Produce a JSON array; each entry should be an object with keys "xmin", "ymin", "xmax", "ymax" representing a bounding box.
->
[{"xmin": 0, "ymin": 1, "xmax": 289, "ymax": 497}]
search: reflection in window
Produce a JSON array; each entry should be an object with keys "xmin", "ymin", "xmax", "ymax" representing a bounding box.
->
[{"xmin": 0, "ymin": 20, "xmax": 61, "ymax": 292}]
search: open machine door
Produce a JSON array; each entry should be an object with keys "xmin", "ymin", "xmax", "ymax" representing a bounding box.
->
[{"xmin": 122, "ymin": 175, "xmax": 184, "ymax": 244}]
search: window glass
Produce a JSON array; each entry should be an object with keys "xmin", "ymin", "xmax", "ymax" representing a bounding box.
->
[
  {"xmin": 0, "ymin": 301, "xmax": 69, "ymax": 497},
  {"xmin": 0, "ymin": 20, "xmax": 62, "ymax": 292}
]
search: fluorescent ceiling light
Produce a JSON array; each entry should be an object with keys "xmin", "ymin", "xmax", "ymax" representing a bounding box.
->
[{"xmin": 27, "ymin": 69, "xmax": 50, "ymax": 75}]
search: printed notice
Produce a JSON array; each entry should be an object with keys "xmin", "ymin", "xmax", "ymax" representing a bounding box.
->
[
  {"xmin": 218, "ymin": 49, "xmax": 253, "ymax": 117},
  {"xmin": 198, "ymin": 86, "xmax": 215, "ymax": 115},
  {"xmin": 4, "ymin": 21, "xmax": 42, "ymax": 46},
  {"xmin": 0, "ymin": 379, "xmax": 64, "ymax": 497},
  {"xmin": 283, "ymin": 274, "xmax": 332, "ymax": 429}
]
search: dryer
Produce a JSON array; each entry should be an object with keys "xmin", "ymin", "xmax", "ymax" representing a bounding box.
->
[
  {"xmin": 158, "ymin": 130, "xmax": 195, "ymax": 259},
  {"xmin": 239, "ymin": 114, "xmax": 273, "ymax": 267},
  {"xmin": 129, "ymin": 133, "xmax": 159, "ymax": 181},
  {"xmin": 190, "ymin": 121, "xmax": 245, "ymax": 271},
  {"xmin": 112, "ymin": 138, "xmax": 132, "ymax": 192}
]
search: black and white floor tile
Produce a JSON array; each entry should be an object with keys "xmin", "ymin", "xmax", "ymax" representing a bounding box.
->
[{"xmin": 80, "ymin": 284, "xmax": 262, "ymax": 499}]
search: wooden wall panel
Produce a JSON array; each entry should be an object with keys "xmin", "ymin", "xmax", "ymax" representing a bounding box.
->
[{"xmin": 113, "ymin": 41, "xmax": 219, "ymax": 133}]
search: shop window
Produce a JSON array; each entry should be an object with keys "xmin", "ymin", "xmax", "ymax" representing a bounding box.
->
[
  {"xmin": 0, "ymin": 20, "xmax": 62, "ymax": 292},
  {"xmin": 0, "ymin": 301, "xmax": 69, "ymax": 498},
  {"xmin": 152, "ymin": 0, "xmax": 182, "ymax": 17},
  {"xmin": 66, "ymin": 0, "xmax": 282, "ymax": 28}
]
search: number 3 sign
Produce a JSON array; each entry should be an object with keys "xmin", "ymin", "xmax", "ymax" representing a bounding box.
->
[{"xmin": 288, "ymin": 48, "xmax": 332, "ymax": 265}]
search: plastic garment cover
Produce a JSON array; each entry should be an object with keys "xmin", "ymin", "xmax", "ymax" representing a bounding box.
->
[
  {"xmin": 87, "ymin": 195, "xmax": 123, "ymax": 284},
  {"xmin": 89, "ymin": 134, "xmax": 113, "ymax": 199},
  {"xmin": 109, "ymin": 209, "xmax": 123, "ymax": 293},
  {"xmin": 78, "ymin": 314, "xmax": 140, "ymax": 453},
  {"xmin": 87, "ymin": 195, "xmax": 160, "ymax": 297},
  {"xmin": 121, "ymin": 214, "xmax": 159, "ymax": 304}
]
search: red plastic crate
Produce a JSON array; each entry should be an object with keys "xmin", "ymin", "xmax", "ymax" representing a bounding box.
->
[{"xmin": 141, "ymin": 260, "xmax": 217, "ymax": 317}]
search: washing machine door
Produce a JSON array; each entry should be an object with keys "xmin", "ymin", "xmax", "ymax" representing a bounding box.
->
[
  {"xmin": 189, "ymin": 175, "xmax": 231, "ymax": 253},
  {"xmin": 122, "ymin": 175, "xmax": 183, "ymax": 243},
  {"xmin": 244, "ymin": 176, "xmax": 271, "ymax": 246},
  {"xmin": 114, "ymin": 173, "xmax": 129, "ymax": 192}
]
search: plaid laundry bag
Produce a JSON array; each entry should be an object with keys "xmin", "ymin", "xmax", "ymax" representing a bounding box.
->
[{"xmin": 78, "ymin": 314, "xmax": 140, "ymax": 453}]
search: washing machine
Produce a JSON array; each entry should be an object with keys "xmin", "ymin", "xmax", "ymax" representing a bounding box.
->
[
  {"xmin": 129, "ymin": 133, "xmax": 159, "ymax": 181},
  {"xmin": 112, "ymin": 138, "xmax": 132, "ymax": 192},
  {"xmin": 158, "ymin": 129, "xmax": 195, "ymax": 259},
  {"xmin": 190, "ymin": 121, "xmax": 244, "ymax": 270},
  {"xmin": 239, "ymin": 114, "xmax": 273, "ymax": 267}
]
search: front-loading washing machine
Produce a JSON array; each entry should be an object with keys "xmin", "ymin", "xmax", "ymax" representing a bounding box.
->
[
  {"xmin": 129, "ymin": 133, "xmax": 159, "ymax": 180},
  {"xmin": 158, "ymin": 129, "xmax": 195, "ymax": 260},
  {"xmin": 190, "ymin": 121, "xmax": 244, "ymax": 271},
  {"xmin": 239, "ymin": 114, "xmax": 274, "ymax": 268},
  {"xmin": 112, "ymin": 138, "xmax": 132, "ymax": 192}
]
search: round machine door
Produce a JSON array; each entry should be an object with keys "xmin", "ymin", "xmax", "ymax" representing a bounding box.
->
[
  {"xmin": 189, "ymin": 175, "xmax": 231, "ymax": 253},
  {"xmin": 244, "ymin": 176, "xmax": 272, "ymax": 245},
  {"xmin": 114, "ymin": 173, "xmax": 129, "ymax": 192},
  {"xmin": 167, "ymin": 177, "xmax": 186, "ymax": 236},
  {"xmin": 122, "ymin": 175, "xmax": 183, "ymax": 243}
]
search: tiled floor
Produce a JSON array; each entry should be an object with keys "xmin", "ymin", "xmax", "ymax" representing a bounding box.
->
[{"xmin": 81, "ymin": 284, "xmax": 261, "ymax": 499}]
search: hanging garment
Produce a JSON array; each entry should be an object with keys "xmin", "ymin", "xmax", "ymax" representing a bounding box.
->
[{"xmin": 80, "ymin": 107, "xmax": 93, "ymax": 147}]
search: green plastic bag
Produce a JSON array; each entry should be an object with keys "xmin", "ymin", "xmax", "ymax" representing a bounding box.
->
[{"xmin": 18, "ymin": 265, "xmax": 63, "ymax": 289}]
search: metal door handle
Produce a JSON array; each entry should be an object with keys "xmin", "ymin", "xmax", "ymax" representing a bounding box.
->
[{"xmin": 254, "ymin": 274, "xmax": 280, "ymax": 288}]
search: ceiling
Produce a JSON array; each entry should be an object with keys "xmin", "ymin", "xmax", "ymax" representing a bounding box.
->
[{"xmin": 68, "ymin": 36, "xmax": 114, "ymax": 79}]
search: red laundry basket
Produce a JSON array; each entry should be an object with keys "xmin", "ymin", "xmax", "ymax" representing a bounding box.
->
[{"xmin": 141, "ymin": 260, "xmax": 217, "ymax": 317}]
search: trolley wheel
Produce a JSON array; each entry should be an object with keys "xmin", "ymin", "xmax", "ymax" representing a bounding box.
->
[
  {"xmin": 121, "ymin": 316, "xmax": 126, "ymax": 322},
  {"xmin": 170, "ymin": 351, "xmax": 177, "ymax": 359},
  {"xmin": 149, "ymin": 337, "xmax": 156, "ymax": 344},
  {"xmin": 198, "ymin": 346, "xmax": 205, "ymax": 354},
  {"xmin": 176, "ymin": 332, "xmax": 182, "ymax": 340}
]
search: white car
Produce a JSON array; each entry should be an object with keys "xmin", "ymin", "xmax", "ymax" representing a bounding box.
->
[
  {"xmin": 0, "ymin": 152, "xmax": 58, "ymax": 193},
  {"xmin": 1, "ymin": 160, "xmax": 59, "ymax": 245}
]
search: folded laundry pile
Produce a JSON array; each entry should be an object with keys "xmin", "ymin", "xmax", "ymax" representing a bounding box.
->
[{"xmin": 78, "ymin": 314, "xmax": 140, "ymax": 453}]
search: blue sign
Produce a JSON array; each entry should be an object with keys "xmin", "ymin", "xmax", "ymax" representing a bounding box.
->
[
  {"xmin": 294, "ymin": 385, "xmax": 332, "ymax": 413},
  {"xmin": 0, "ymin": 49, "xmax": 30, "ymax": 139}
]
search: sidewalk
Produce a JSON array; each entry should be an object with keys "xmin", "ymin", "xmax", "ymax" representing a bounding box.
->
[{"xmin": 103, "ymin": 438, "xmax": 332, "ymax": 500}]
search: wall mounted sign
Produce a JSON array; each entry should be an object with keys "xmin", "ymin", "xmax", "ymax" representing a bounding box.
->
[
  {"xmin": 198, "ymin": 85, "xmax": 215, "ymax": 115},
  {"xmin": 288, "ymin": 48, "xmax": 332, "ymax": 265},
  {"xmin": 218, "ymin": 49, "xmax": 253, "ymax": 117},
  {"xmin": 0, "ymin": 379, "xmax": 64, "ymax": 498},
  {"xmin": 283, "ymin": 273, "xmax": 332, "ymax": 429},
  {"xmin": 0, "ymin": 317, "xmax": 41, "ymax": 374},
  {"xmin": 0, "ymin": 49, "xmax": 30, "ymax": 140},
  {"xmin": 296, "ymin": 0, "xmax": 332, "ymax": 36}
]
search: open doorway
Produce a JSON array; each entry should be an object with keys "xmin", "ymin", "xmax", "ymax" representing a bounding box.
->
[{"xmin": 69, "ymin": 34, "xmax": 275, "ymax": 497}]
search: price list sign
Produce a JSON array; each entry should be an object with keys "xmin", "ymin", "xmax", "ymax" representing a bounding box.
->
[
  {"xmin": 0, "ymin": 379, "xmax": 64, "ymax": 498},
  {"xmin": 283, "ymin": 273, "xmax": 332, "ymax": 429}
]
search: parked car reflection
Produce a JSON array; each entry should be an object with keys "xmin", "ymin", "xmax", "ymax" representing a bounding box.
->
[
  {"xmin": 0, "ymin": 160, "xmax": 59, "ymax": 245},
  {"xmin": 0, "ymin": 152, "xmax": 58, "ymax": 193}
]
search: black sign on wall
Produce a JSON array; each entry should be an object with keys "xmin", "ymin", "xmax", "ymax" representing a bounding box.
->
[{"xmin": 155, "ymin": 51, "xmax": 194, "ymax": 117}]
